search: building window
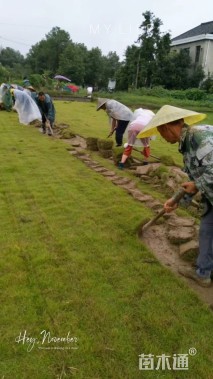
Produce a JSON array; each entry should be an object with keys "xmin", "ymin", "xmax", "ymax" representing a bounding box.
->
[
  {"xmin": 181, "ymin": 47, "xmax": 190, "ymax": 55},
  {"xmin": 195, "ymin": 46, "xmax": 201, "ymax": 63}
]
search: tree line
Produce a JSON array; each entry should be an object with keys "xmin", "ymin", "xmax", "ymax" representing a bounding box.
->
[{"xmin": 0, "ymin": 11, "xmax": 209, "ymax": 91}]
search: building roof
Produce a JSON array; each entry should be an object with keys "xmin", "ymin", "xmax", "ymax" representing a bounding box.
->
[{"xmin": 172, "ymin": 21, "xmax": 213, "ymax": 41}]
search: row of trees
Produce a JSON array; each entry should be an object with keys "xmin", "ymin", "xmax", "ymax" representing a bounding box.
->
[{"xmin": 0, "ymin": 11, "xmax": 211, "ymax": 90}]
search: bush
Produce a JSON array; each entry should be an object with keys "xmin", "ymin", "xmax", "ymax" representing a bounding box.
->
[
  {"xmin": 184, "ymin": 89, "xmax": 207, "ymax": 101},
  {"xmin": 29, "ymin": 74, "xmax": 46, "ymax": 88}
]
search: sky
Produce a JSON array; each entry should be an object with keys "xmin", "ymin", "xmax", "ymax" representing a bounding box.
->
[{"xmin": 0, "ymin": 0, "xmax": 213, "ymax": 60}]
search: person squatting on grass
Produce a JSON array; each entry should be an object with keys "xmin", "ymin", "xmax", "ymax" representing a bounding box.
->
[
  {"xmin": 96, "ymin": 98, "xmax": 133, "ymax": 146},
  {"xmin": 35, "ymin": 92, "xmax": 56, "ymax": 135},
  {"xmin": 118, "ymin": 108, "xmax": 155, "ymax": 169},
  {"xmin": 138, "ymin": 105, "xmax": 213, "ymax": 288}
]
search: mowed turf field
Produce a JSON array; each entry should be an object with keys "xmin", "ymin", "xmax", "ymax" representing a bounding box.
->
[{"xmin": 0, "ymin": 103, "xmax": 213, "ymax": 379}]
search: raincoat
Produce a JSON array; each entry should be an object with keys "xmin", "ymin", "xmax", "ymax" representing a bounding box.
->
[{"xmin": 13, "ymin": 89, "xmax": 41, "ymax": 125}]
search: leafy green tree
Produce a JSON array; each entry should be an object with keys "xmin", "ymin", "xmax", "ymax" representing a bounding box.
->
[
  {"xmin": 119, "ymin": 11, "xmax": 172, "ymax": 89},
  {"xmin": 200, "ymin": 73, "xmax": 213, "ymax": 93},
  {"xmin": 115, "ymin": 63, "xmax": 129, "ymax": 90},
  {"xmin": 84, "ymin": 48, "xmax": 103, "ymax": 87},
  {"xmin": 124, "ymin": 45, "xmax": 140, "ymax": 88},
  {"xmin": 26, "ymin": 39, "xmax": 50, "ymax": 73},
  {"xmin": 26, "ymin": 27, "xmax": 70, "ymax": 74},
  {"xmin": 0, "ymin": 47, "xmax": 24, "ymax": 68},
  {"xmin": 167, "ymin": 50, "xmax": 192, "ymax": 89},
  {"xmin": 98, "ymin": 52, "xmax": 120, "ymax": 88},
  {"xmin": 188, "ymin": 65, "xmax": 205, "ymax": 88},
  {"xmin": 0, "ymin": 64, "xmax": 10, "ymax": 82},
  {"xmin": 119, "ymin": 11, "xmax": 203, "ymax": 90},
  {"xmin": 59, "ymin": 43, "xmax": 88, "ymax": 85},
  {"xmin": 136, "ymin": 11, "xmax": 170, "ymax": 88}
]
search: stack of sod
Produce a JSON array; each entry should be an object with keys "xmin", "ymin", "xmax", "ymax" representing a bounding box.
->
[
  {"xmin": 86, "ymin": 137, "xmax": 99, "ymax": 151},
  {"xmin": 97, "ymin": 139, "xmax": 113, "ymax": 158}
]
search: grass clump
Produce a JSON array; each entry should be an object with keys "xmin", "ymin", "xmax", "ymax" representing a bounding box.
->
[
  {"xmin": 160, "ymin": 154, "xmax": 176, "ymax": 166},
  {"xmin": 97, "ymin": 138, "xmax": 114, "ymax": 150},
  {"xmin": 59, "ymin": 129, "xmax": 76, "ymax": 139}
]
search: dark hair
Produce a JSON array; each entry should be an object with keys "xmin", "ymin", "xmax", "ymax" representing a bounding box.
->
[{"xmin": 38, "ymin": 91, "xmax": 45, "ymax": 96}]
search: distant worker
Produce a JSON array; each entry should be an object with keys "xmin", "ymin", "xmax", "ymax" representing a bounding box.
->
[
  {"xmin": 96, "ymin": 98, "xmax": 133, "ymax": 146},
  {"xmin": 0, "ymin": 83, "xmax": 12, "ymax": 111},
  {"xmin": 26, "ymin": 86, "xmax": 37, "ymax": 101},
  {"xmin": 35, "ymin": 92, "xmax": 55, "ymax": 135},
  {"xmin": 86, "ymin": 87, "xmax": 93, "ymax": 98},
  {"xmin": 11, "ymin": 88, "xmax": 41, "ymax": 125},
  {"xmin": 23, "ymin": 77, "xmax": 31, "ymax": 88}
]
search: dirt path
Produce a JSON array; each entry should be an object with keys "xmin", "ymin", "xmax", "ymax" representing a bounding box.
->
[
  {"xmin": 58, "ymin": 133, "xmax": 213, "ymax": 309},
  {"xmin": 141, "ymin": 224, "xmax": 213, "ymax": 308}
]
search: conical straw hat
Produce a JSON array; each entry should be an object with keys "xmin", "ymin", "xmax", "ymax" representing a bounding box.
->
[
  {"xmin": 27, "ymin": 86, "xmax": 36, "ymax": 92},
  {"xmin": 137, "ymin": 105, "xmax": 206, "ymax": 138},
  {"xmin": 96, "ymin": 98, "xmax": 108, "ymax": 111}
]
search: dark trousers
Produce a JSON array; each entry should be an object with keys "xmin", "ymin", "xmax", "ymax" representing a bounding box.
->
[
  {"xmin": 115, "ymin": 120, "xmax": 129, "ymax": 146},
  {"xmin": 197, "ymin": 204, "xmax": 213, "ymax": 278}
]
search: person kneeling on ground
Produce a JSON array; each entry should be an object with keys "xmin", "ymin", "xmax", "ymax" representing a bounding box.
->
[{"xmin": 118, "ymin": 108, "xmax": 155, "ymax": 169}]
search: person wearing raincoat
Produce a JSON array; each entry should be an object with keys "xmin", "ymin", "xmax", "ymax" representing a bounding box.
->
[
  {"xmin": 0, "ymin": 83, "xmax": 13, "ymax": 111},
  {"xmin": 96, "ymin": 98, "xmax": 133, "ymax": 146},
  {"xmin": 11, "ymin": 88, "xmax": 41, "ymax": 125},
  {"xmin": 118, "ymin": 108, "xmax": 155, "ymax": 169}
]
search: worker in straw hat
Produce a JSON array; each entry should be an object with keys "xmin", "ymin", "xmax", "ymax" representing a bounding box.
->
[
  {"xmin": 138, "ymin": 104, "xmax": 213, "ymax": 288},
  {"xmin": 96, "ymin": 98, "xmax": 133, "ymax": 146}
]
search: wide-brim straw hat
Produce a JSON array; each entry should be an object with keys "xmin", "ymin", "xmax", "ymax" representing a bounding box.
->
[
  {"xmin": 96, "ymin": 98, "xmax": 108, "ymax": 111},
  {"xmin": 137, "ymin": 105, "xmax": 206, "ymax": 138}
]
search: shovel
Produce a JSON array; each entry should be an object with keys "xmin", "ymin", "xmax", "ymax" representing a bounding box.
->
[
  {"xmin": 107, "ymin": 127, "xmax": 117, "ymax": 138},
  {"xmin": 45, "ymin": 119, "xmax": 54, "ymax": 136},
  {"xmin": 140, "ymin": 188, "xmax": 185, "ymax": 235}
]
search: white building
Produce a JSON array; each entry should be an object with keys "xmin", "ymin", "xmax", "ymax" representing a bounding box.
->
[{"xmin": 171, "ymin": 21, "xmax": 213, "ymax": 77}]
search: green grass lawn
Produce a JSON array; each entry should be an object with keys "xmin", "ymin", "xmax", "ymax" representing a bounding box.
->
[{"xmin": 0, "ymin": 107, "xmax": 213, "ymax": 379}]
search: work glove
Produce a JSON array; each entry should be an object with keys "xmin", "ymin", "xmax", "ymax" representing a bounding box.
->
[{"xmin": 142, "ymin": 146, "xmax": 150, "ymax": 158}]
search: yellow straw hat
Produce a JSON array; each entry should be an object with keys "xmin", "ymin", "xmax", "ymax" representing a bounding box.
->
[
  {"xmin": 96, "ymin": 98, "xmax": 108, "ymax": 111},
  {"xmin": 137, "ymin": 105, "xmax": 206, "ymax": 138}
]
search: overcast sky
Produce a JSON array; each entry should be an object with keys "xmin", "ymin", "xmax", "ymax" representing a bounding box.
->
[{"xmin": 0, "ymin": 0, "xmax": 213, "ymax": 60}]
